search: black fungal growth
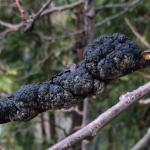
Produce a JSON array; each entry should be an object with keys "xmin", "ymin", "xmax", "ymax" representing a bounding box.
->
[{"xmin": 0, "ymin": 33, "xmax": 149, "ymax": 124}]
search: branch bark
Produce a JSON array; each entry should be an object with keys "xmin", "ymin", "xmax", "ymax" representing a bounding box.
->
[
  {"xmin": 0, "ymin": 33, "xmax": 150, "ymax": 124},
  {"xmin": 0, "ymin": 0, "xmax": 52, "ymax": 33},
  {"xmin": 0, "ymin": 0, "xmax": 141, "ymax": 39},
  {"xmin": 48, "ymin": 81, "xmax": 150, "ymax": 150},
  {"xmin": 125, "ymin": 18, "xmax": 150, "ymax": 49},
  {"xmin": 41, "ymin": 0, "xmax": 84, "ymax": 16}
]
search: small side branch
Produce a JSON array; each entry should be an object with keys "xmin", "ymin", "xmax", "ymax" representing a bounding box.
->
[
  {"xmin": 41, "ymin": 0, "xmax": 84, "ymax": 16},
  {"xmin": 131, "ymin": 128, "xmax": 150, "ymax": 150},
  {"xmin": 15, "ymin": 0, "xmax": 26, "ymax": 20},
  {"xmin": 0, "ymin": 33, "xmax": 150, "ymax": 124},
  {"xmin": 96, "ymin": 0, "xmax": 141, "ymax": 11},
  {"xmin": 22, "ymin": 0, "xmax": 52, "ymax": 32}
]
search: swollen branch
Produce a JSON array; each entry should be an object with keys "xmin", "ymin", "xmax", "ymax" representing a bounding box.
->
[{"xmin": 0, "ymin": 33, "xmax": 150, "ymax": 124}]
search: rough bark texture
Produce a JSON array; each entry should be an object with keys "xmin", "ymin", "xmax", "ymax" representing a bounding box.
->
[{"xmin": 0, "ymin": 33, "xmax": 149, "ymax": 124}]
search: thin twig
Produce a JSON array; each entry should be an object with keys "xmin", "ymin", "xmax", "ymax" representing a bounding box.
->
[
  {"xmin": 131, "ymin": 128, "xmax": 150, "ymax": 150},
  {"xmin": 125, "ymin": 18, "xmax": 150, "ymax": 49},
  {"xmin": 95, "ymin": 8, "xmax": 128, "ymax": 27},
  {"xmin": 34, "ymin": 0, "xmax": 52, "ymax": 20},
  {"xmin": 96, "ymin": 0, "xmax": 141, "ymax": 11},
  {"xmin": 41, "ymin": 0, "xmax": 84, "ymax": 16}
]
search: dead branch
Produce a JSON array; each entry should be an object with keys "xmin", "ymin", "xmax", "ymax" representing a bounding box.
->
[
  {"xmin": 39, "ymin": 2, "xmax": 139, "ymax": 43},
  {"xmin": 0, "ymin": 0, "xmax": 141, "ymax": 40},
  {"xmin": 41, "ymin": 0, "xmax": 141, "ymax": 16},
  {"xmin": 95, "ymin": 8, "xmax": 128, "ymax": 27},
  {"xmin": 22, "ymin": 0, "xmax": 52, "ymax": 32},
  {"xmin": 96, "ymin": 0, "xmax": 141, "ymax": 11},
  {"xmin": 36, "ymin": 9, "xmax": 131, "ymax": 42},
  {"xmin": 131, "ymin": 128, "xmax": 150, "ymax": 150}
]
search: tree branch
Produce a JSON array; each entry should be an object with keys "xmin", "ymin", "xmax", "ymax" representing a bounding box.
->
[
  {"xmin": 15, "ymin": 0, "xmax": 26, "ymax": 20},
  {"xmin": 125, "ymin": 18, "xmax": 150, "ymax": 49},
  {"xmin": 0, "ymin": 33, "xmax": 150, "ymax": 124},
  {"xmin": 48, "ymin": 81, "xmax": 150, "ymax": 150},
  {"xmin": 41, "ymin": 0, "xmax": 84, "ymax": 16},
  {"xmin": 21, "ymin": 0, "xmax": 52, "ymax": 32},
  {"xmin": 131, "ymin": 128, "xmax": 150, "ymax": 150}
]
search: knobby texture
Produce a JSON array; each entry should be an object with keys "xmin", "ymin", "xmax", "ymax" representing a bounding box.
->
[{"xmin": 0, "ymin": 33, "xmax": 149, "ymax": 124}]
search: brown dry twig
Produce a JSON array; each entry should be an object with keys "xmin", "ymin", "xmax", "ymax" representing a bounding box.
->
[
  {"xmin": 41, "ymin": 0, "xmax": 141, "ymax": 16},
  {"xmin": 0, "ymin": 0, "xmax": 142, "ymax": 40},
  {"xmin": 96, "ymin": 0, "xmax": 141, "ymax": 11},
  {"xmin": 41, "ymin": 0, "xmax": 84, "ymax": 16}
]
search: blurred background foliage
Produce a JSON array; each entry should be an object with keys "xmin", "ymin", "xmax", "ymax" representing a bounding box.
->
[{"xmin": 0, "ymin": 0, "xmax": 150, "ymax": 150}]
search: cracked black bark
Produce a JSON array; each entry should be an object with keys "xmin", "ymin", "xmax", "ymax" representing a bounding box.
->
[{"xmin": 0, "ymin": 33, "xmax": 149, "ymax": 124}]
